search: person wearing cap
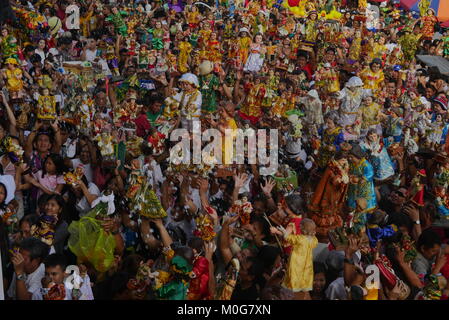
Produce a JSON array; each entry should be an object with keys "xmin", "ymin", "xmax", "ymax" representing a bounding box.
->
[
  {"xmin": 347, "ymin": 144, "xmax": 377, "ymax": 212},
  {"xmin": 2, "ymin": 57, "xmax": 23, "ymax": 100},
  {"xmin": 169, "ymin": 72, "xmax": 202, "ymax": 131},
  {"xmin": 359, "ymin": 58, "xmax": 385, "ymax": 94}
]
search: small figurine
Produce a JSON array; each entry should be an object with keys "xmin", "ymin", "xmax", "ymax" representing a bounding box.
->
[
  {"xmin": 243, "ymin": 33, "xmax": 265, "ymax": 73},
  {"xmin": 198, "ymin": 60, "xmax": 220, "ymax": 114},
  {"xmin": 409, "ymin": 169, "xmax": 426, "ymax": 207},
  {"xmin": 95, "ymin": 133, "xmax": 115, "ymax": 160},
  {"xmin": 105, "ymin": 7, "xmax": 129, "ymax": 36},
  {"xmin": 37, "ymin": 88, "xmax": 57, "ymax": 120},
  {"xmin": 0, "ymin": 27, "xmax": 18, "ymax": 62},
  {"xmin": 229, "ymin": 195, "xmax": 253, "ymax": 225},
  {"xmin": 31, "ymin": 215, "xmax": 58, "ymax": 246},
  {"xmin": 178, "ymin": 36, "xmax": 193, "ymax": 73}
]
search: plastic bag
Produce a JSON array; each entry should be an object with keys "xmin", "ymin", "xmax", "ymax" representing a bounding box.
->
[{"xmin": 68, "ymin": 210, "xmax": 116, "ymax": 273}]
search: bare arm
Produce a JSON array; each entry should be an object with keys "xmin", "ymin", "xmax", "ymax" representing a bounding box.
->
[
  {"xmin": 204, "ymin": 242, "xmax": 216, "ymax": 297},
  {"xmin": 161, "ymin": 178, "xmax": 172, "ymax": 211},
  {"xmin": 232, "ymin": 173, "xmax": 248, "ymax": 204},
  {"xmin": 25, "ymin": 121, "xmax": 43, "ymax": 159},
  {"xmin": 1, "ymin": 92, "xmax": 18, "ymax": 136},
  {"xmin": 344, "ymin": 237, "xmax": 360, "ymax": 287},
  {"xmin": 219, "ymin": 215, "xmax": 239, "ymax": 266},
  {"xmin": 78, "ymin": 181, "xmax": 99, "ymax": 206},
  {"xmin": 395, "ymin": 246, "xmax": 424, "ymax": 289},
  {"xmin": 152, "ymin": 218, "xmax": 173, "ymax": 248},
  {"xmin": 50, "ymin": 120, "xmax": 62, "ymax": 154}
]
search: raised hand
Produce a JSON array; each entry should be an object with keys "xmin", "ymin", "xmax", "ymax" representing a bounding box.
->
[
  {"xmin": 204, "ymin": 241, "xmax": 217, "ymax": 261},
  {"xmin": 234, "ymin": 172, "xmax": 248, "ymax": 189},
  {"xmin": 261, "ymin": 177, "xmax": 276, "ymax": 196}
]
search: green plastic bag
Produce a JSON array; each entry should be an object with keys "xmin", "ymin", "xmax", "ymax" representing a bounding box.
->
[{"xmin": 68, "ymin": 210, "xmax": 116, "ymax": 273}]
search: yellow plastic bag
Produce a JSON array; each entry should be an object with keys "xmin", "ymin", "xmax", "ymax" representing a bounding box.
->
[{"xmin": 68, "ymin": 210, "xmax": 116, "ymax": 273}]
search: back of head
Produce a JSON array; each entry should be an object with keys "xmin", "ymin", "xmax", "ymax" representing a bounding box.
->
[
  {"xmin": 44, "ymin": 253, "xmax": 67, "ymax": 270},
  {"xmin": 325, "ymin": 250, "xmax": 344, "ymax": 280},
  {"xmin": 174, "ymin": 246, "xmax": 194, "ymax": 265},
  {"xmin": 284, "ymin": 193, "xmax": 304, "ymax": 215},
  {"xmin": 417, "ymin": 229, "xmax": 442, "ymax": 252},
  {"xmin": 257, "ymin": 245, "xmax": 281, "ymax": 272},
  {"xmin": 19, "ymin": 237, "xmax": 50, "ymax": 262},
  {"xmin": 120, "ymin": 254, "xmax": 144, "ymax": 276},
  {"xmin": 187, "ymin": 237, "xmax": 204, "ymax": 254}
]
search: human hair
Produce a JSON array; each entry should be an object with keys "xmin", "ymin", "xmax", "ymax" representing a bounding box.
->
[
  {"xmin": 19, "ymin": 237, "xmax": 50, "ymax": 262},
  {"xmin": 417, "ymin": 229, "xmax": 442, "ymax": 252},
  {"xmin": 0, "ymin": 183, "xmax": 7, "ymax": 209},
  {"xmin": 389, "ymin": 212, "xmax": 413, "ymax": 231},
  {"xmin": 42, "ymin": 153, "xmax": 66, "ymax": 178},
  {"xmin": 174, "ymin": 246, "xmax": 194, "ymax": 265},
  {"xmin": 120, "ymin": 254, "xmax": 144, "ymax": 276},
  {"xmin": 257, "ymin": 245, "xmax": 281, "ymax": 274},
  {"xmin": 367, "ymin": 128, "xmax": 378, "ymax": 137},
  {"xmin": 370, "ymin": 58, "xmax": 382, "ymax": 68},
  {"xmin": 247, "ymin": 256, "xmax": 265, "ymax": 288},
  {"xmin": 24, "ymin": 45, "xmax": 36, "ymax": 53},
  {"xmin": 44, "ymin": 253, "xmax": 67, "ymax": 270},
  {"xmin": 250, "ymin": 216, "xmax": 271, "ymax": 240},
  {"xmin": 19, "ymin": 214, "xmax": 40, "ymax": 229},
  {"xmin": 324, "ymin": 111, "xmax": 339, "ymax": 124},
  {"xmin": 300, "ymin": 218, "xmax": 316, "ymax": 235},
  {"xmin": 33, "ymin": 131, "xmax": 54, "ymax": 148},
  {"xmin": 284, "ymin": 193, "xmax": 304, "ymax": 215},
  {"xmin": 187, "ymin": 237, "xmax": 204, "ymax": 253},
  {"xmin": 314, "ymin": 261, "xmax": 327, "ymax": 275},
  {"xmin": 42, "ymin": 194, "xmax": 66, "ymax": 221},
  {"xmin": 144, "ymin": 91, "xmax": 164, "ymax": 107},
  {"xmin": 30, "ymin": 53, "xmax": 42, "ymax": 64},
  {"xmin": 349, "ymin": 144, "xmax": 366, "ymax": 159}
]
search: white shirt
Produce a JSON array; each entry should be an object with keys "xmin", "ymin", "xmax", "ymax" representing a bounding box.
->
[
  {"xmin": 7, "ymin": 263, "xmax": 45, "ymax": 299},
  {"xmin": 325, "ymin": 277, "xmax": 347, "ymax": 300},
  {"xmin": 32, "ymin": 275, "xmax": 94, "ymax": 300},
  {"xmin": 84, "ymin": 49, "xmax": 97, "ymax": 62}
]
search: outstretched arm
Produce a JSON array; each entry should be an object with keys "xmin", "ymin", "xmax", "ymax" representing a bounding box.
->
[
  {"xmin": 151, "ymin": 218, "xmax": 173, "ymax": 248},
  {"xmin": 219, "ymin": 215, "xmax": 239, "ymax": 266}
]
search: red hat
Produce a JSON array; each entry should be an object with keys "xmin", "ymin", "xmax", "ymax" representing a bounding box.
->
[
  {"xmin": 417, "ymin": 169, "xmax": 426, "ymax": 177},
  {"xmin": 433, "ymin": 96, "xmax": 448, "ymax": 110}
]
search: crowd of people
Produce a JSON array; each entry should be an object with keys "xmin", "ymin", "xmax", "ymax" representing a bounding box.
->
[{"xmin": 1, "ymin": 0, "xmax": 449, "ymax": 301}]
